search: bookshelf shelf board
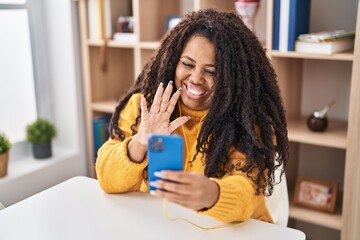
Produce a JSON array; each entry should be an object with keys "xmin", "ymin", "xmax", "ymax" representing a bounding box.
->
[
  {"xmin": 139, "ymin": 41, "xmax": 161, "ymax": 49},
  {"xmin": 289, "ymin": 204, "xmax": 342, "ymax": 230},
  {"xmin": 87, "ymin": 39, "xmax": 136, "ymax": 49},
  {"xmin": 287, "ymin": 118, "xmax": 347, "ymax": 149},
  {"xmin": 270, "ymin": 50, "xmax": 353, "ymax": 61},
  {"xmin": 91, "ymin": 101, "xmax": 118, "ymax": 114}
]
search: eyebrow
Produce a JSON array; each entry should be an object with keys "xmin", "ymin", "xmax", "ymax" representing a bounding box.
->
[{"xmin": 181, "ymin": 56, "xmax": 215, "ymax": 68}]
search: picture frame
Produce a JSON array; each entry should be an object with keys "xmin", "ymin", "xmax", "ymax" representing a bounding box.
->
[
  {"xmin": 293, "ymin": 176, "xmax": 338, "ymax": 213},
  {"xmin": 165, "ymin": 16, "xmax": 182, "ymax": 32}
]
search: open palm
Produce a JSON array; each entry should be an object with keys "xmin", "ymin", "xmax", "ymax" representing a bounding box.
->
[{"xmin": 136, "ymin": 81, "xmax": 189, "ymax": 146}]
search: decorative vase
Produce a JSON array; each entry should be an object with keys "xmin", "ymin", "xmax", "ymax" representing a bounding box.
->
[
  {"xmin": 307, "ymin": 101, "xmax": 335, "ymax": 132},
  {"xmin": 234, "ymin": 0, "xmax": 260, "ymax": 32},
  {"xmin": 0, "ymin": 151, "xmax": 9, "ymax": 178},
  {"xmin": 32, "ymin": 142, "xmax": 52, "ymax": 159}
]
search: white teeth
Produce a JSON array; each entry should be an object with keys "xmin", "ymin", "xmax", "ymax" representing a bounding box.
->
[{"xmin": 187, "ymin": 87, "xmax": 205, "ymax": 96}]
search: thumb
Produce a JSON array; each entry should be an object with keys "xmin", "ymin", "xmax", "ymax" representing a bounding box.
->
[{"xmin": 169, "ymin": 116, "xmax": 191, "ymax": 132}]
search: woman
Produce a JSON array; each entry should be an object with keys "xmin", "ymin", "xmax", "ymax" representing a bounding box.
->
[{"xmin": 96, "ymin": 8, "xmax": 288, "ymax": 223}]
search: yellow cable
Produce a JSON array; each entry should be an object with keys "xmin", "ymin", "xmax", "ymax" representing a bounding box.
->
[
  {"xmin": 173, "ymin": 104, "xmax": 243, "ymax": 229},
  {"xmin": 162, "ymin": 198, "xmax": 244, "ymax": 230},
  {"xmin": 178, "ymin": 102, "xmax": 205, "ymax": 168}
]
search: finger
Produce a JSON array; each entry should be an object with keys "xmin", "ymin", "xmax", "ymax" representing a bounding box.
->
[
  {"xmin": 166, "ymin": 88, "xmax": 182, "ymax": 114},
  {"xmin": 150, "ymin": 83, "xmax": 164, "ymax": 114},
  {"xmin": 160, "ymin": 81, "xmax": 173, "ymax": 113},
  {"xmin": 153, "ymin": 189, "xmax": 189, "ymax": 205},
  {"xmin": 152, "ymin": 180, "xmax": 192, "ymax": 195},
  {"xmin": 169, "ymin": 116, "xmax": 190, "ymax": 132},
  {"xmin": 140, "ymin": 94, "xmax": 150, "ymax": 121},
  {"xmin": 158, "ymin": 171, "xmax": 194, "ymax": 184}
]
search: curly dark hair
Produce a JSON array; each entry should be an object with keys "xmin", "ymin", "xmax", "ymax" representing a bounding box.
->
[{"xmin": 109, "ymin": 8, "xmax": 288, "ymax": 195}]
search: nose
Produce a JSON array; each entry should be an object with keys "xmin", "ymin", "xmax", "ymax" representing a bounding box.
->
[{"xmin": 189, "ymin": 68, "xmax": 204, "ymax": 83}]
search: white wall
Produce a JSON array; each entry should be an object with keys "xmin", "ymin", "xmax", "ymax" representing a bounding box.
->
[{"xmin": 0, "ymin": 0, "xmax": 87, "ymax": 207}]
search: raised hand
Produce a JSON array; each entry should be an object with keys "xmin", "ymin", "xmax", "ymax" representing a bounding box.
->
[{"xmin": 135, "ymin": 81, "xmax": 190, "ymax": 146}]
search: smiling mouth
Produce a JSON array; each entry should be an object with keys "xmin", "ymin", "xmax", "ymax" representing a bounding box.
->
[{"xmin": 185, "ymin": 84, "xmax": 207, "ymax": 97}]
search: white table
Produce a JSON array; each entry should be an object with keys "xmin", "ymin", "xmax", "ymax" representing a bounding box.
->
[{"xmin": 0, "ymin": 176, "xmax": 305, "ymax": 240}]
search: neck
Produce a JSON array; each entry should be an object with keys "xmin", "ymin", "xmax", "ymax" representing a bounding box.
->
[
  {"xmin": 178, "ymin": 101, "xmax": 207, "ymax": 168},
  {"xmin": 177, "ymin": 99, "xmax": 208, "ymax": 121}
]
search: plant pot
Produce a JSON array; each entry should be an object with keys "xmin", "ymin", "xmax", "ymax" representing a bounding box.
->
[
  {"xmin": 32, "ymin": 142, "xmax": 52, "ymax": 159},
  {"xmin": 0, "ymin": 151, "xmax": 9, "ymax": 178}
]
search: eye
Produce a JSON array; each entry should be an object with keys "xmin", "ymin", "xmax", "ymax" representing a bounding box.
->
[
  {"xmin": 182, "ymin": 62, "xmax": 194, "ymax": 68},
  {"xmin": 205, "ymin": 69, "xmax": 215, "ymax": 76}
]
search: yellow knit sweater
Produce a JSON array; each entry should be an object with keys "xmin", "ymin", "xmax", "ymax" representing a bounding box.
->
[{"xmin": 96, "ymin": 93, "xmax": 273, "ymax": 223}]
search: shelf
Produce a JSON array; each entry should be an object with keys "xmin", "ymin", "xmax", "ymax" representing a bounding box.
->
[
  {"xmin": 289, "ymin": 204, "xmax": 342, "ymax": 230},
  {"xmin": 270, "ymin": 50, "xmax": 353, "ymax": 61},
  {"xmin": 287, "ymin": 118, "xmax": 347, "ymax": 149},
  {"xmin": 91, "ymin": 101, "xmax": 118, "ymax": 113},
  {"xmin": 87, "ymin": 40, "xmax": 161, "ymax": 50},
  {"xmin": 0, "ymin": 147, "xmax": 77, "ymax": 185},
  {"xmin": 139, "ymin": 41, "xmax": 160, "ymax": 49},
  {"xmin": 87, "ymin": 39, "xmax": 136, "ymax": 48}
]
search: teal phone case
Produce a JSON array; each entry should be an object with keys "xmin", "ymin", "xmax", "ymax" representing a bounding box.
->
[{"xmin": 147, "ymin": 134, "xmax": 183, "ymax": 191}]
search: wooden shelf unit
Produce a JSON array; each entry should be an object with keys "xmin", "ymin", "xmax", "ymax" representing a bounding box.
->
[
  {"xmin": 266, "ymin": 1, "xmax": 360, "ymax": 239},
  {"xmin": 78, "ymin": 1, "xmax": 360, "ymax": 239}
]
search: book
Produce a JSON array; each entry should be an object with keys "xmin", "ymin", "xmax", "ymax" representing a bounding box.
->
[
  {"xmin": 87, "ymin": 0, "xmax": 96, "ymax": 40},
  {"xmin": 103, "ymin": 0, "xmax": 127, "ymax": 39},
  {"xmin": 295, "ymin": 38, "xmax": 354, "ymax": 54},
  {"xmin": 287, "ymin": 0, "xmax": 311, "ymax": 51},
  {"xmin": 278, "ymin": 0, "xmax": 290, "ymax": 51},
  {"xmin": 298, "ymin": 30, "xmax": 355, "ymax": 43},
  {"xmin": 278, "ymin": 0, "xmax": 311, "ymax": 51},
  {"xmin": 92, "ymin": 115, "xmax": 111, "ymax": 162},
  {"xmin": 272, "ymin": 0, "xmax": 281, "ymax": 50},
  {"xmin": 113, "ymin": 32, "xmax": 137, "ymax": 42},
  {"xmin": 87, "ymin": 0, "xmax": 105, "ymax": 40}
]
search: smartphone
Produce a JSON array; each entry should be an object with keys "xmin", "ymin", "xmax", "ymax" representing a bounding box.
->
[{"xmin": 147, "ymin": 134, "xmax": 183, "ymax": 191}]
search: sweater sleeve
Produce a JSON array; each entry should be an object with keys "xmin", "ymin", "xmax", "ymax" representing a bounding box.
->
[
  {"xmin": 200, "ymin": 175, "xmax": 265, "ymax": 222},
  {"xmin": 96, "ymin": 94, "xmax": 147, "ymax": 193},
  {"xmin": 198, "ymin": 150, "xmax": 272, "ymax": 223}
]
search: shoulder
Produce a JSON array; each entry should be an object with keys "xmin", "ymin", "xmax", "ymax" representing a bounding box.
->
[
  {"xmin": 127, "ymin": 93, "xmax": 141, "ymax": 108},
  {"xmin": 121, "ymin": 93, "xmax": 141, "ymax": 116},
  {"xmin": 118, "ymin": 93, "xmax": 141, "ymax": 124}
]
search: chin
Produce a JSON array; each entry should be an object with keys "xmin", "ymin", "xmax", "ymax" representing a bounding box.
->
[{"xmin": 183, "ymin": 99, "xmax": 209, "ymax": 111}]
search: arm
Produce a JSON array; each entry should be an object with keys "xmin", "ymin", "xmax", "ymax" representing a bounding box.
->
[
  {"xmin": 96, "ymin": 137, "xmax": 148, "ymax": 193},
  {"xmin": 151, "ymin": 171, "xmax": 267, "ymax": 223},
  {"xmin": 199, "ymin": 150, "xmax": 271, "ymax": 223},
  {"xmin": 96, "ymin": 94, "xmax": 147, "ymax": 193},
  {"xmin": 150, "ymin": 150, "xmax": 272, "ymax": 223},
  {"xmin": 97, "ymin": 83, "xmax": 190, "ymax": 193},
  {"xmin": 202, "ymin": 175, "xmax": 266, "ymax": 222}
]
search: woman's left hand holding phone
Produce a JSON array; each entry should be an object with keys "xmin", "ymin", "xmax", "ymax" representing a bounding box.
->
[{"xmin": 128, "ymin": 82, "xmax": 190, "ymax": 163}]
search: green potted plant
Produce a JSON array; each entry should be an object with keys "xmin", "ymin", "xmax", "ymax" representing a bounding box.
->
[
  {"xmin": 26, "ymin": 118, "xmax": 57, "ymax": 159},
  {"xmin": 0, "ymin": 132, "xmax": 11, "ymax": 178}
]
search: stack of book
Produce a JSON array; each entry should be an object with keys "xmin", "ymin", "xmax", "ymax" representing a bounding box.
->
[{"xmin": 295, "ymin": 30, "xmax": 355, "ymax": 54}]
